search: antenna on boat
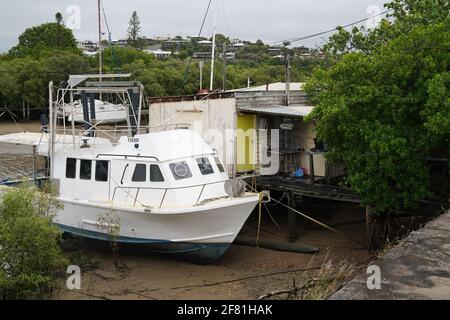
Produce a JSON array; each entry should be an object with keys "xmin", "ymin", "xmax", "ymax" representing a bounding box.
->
[{"xmin": 48, "ymin": 81, "xmax": 55, "ymax": 179}]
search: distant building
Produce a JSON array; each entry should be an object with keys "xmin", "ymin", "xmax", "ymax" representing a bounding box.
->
[
  {"xmin": 220, "ymin": 52, "xmax": 236, "ymax": 61},
  {"xmin": 197, "ymin": 40, "xmax": 213, "ymax": 46},
  {"xmin": 268, "ymin": 45, "xmax": 283, "ymax": 55},
  {"xmin": 164, "ymin": 38, "xmax": 190, "ymax": 45},
  {"xmin": 193, "ymin": 52, "xmax": 212, "ymax": 60},
  {"xmin": 154, "ymin": 36, "xmax": 171, "ymax": 42},
  {"xmin": 228, "ymin": 38, "xmax": 245, "ymax": 51},
  {"xmin": 144, "ymin": 49, "xmax": 172, "ymax": 59},
  {"xmin": 187, "ymin": 36, "xmax": 207, "ymax": 42},
  {"xmin": 111, "ymin": 39, "xmax": 128, "ymax": 47},
  {"xmin": 77, "ymin": 40, "xmax": 98, "ymax": 52}
]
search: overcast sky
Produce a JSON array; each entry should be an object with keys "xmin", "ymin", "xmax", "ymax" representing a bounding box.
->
[{"xmin": 0, "ymin": 0, "xmax": 389, "ymax": 52}]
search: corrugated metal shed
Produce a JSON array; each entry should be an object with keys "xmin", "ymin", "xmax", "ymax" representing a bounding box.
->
[{"xmin": 237, "ymin": 105, "xmax": 314, "ymax": 117}]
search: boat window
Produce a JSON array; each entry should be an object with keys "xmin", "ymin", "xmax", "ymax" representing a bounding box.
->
[
  {"xmin": 150, "ymin": 164, "xmax": 164, "ymax": 182},
  {"xmin": 214, "ymin": 157, "xmax": 225, "ymax": 173},
  {"xmin": 196, "ymin": 157, "xmax": 214, "ymax": 175},
  {"xmin": 169, "ymin": 161, "xmax": 192, "ymax": 180},
  {"xmin": 132, "ymin": 164, "xmax": 146, "ymax": 182},
  {"xmin": 80, "ymin": 160, "xmax": 92, "ymax": 180},
  {"xmin": 66, "ymin": 158, "xmax": 76, "ymax": 179},
  {"xmin": 95, "ymin": 160, "xmax": 109, "ymax": 182}
]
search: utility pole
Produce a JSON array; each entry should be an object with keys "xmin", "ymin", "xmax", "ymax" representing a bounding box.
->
[
  {"xmin": 285, "ymin": 52, "xmax": 291, "ymax": 106},
  {"xmin": 222, "ymin": 42, "xmax": 227, "ymax": 91},
  {"xmin": 199, "ymin": 60, "xmax": 204, "ymax": 91},
  {"xmin": 98, "ymin": 0, "xmax": 103, "ymax": 100}
]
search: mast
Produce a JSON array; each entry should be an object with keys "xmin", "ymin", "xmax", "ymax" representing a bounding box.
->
[
  {"xmin": 98, "ymin": 0, "xmax": 102, "ymax": 85},
  {"xmin": 209, "ymin": 0, "xmax": 217, "ymax": 91},
  {"xmin": 199, "ymin": 60, "xmax": 204, "ymax": 91},
  {"xmin": 48, "ymin": 81, "xmax": 55, "ymax": 179},
  {"xmin": 209, "ymin": 25, "xmax": 216, "ymax": 91}
]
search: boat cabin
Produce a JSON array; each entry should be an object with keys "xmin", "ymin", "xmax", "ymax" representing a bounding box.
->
[{"xmin": 52, "ymin": 130, "xmax": 230, "ymax": 209}]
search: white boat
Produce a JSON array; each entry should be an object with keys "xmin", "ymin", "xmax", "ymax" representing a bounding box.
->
[
  {"xmin": 0, "ymin": 130, "xmax": 259, "ymax": 263},
  {"xmin": 0, "ymin": 76, "xmax": 262, "ymax": 263},
  {"xmin": 61, "ymin": 99, "xmax": 127, "ymax": 124}
]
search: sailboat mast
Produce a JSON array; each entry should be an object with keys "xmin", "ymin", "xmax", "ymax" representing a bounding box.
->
[
  {"xmin": 209, "ymin": 0, "xmax": 217, "ymax": 91},
  {"xmin": 98, "ymin": 0, "xmax": 102, "ymax": 83},
  {"xmin": 209, "ymin": 26, "xmax": 216, "ymax": 91}
]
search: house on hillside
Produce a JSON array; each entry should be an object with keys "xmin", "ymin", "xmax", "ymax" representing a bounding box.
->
[
  {"xmin": 144, "ymin": 49, "xmax": 172, "ymax": 59},
  {"xmin": 147, "ymin": 83, "xmax": 343, "ymax": 181}
]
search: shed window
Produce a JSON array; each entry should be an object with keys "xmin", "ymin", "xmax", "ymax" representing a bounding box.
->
[
  {"xmin": 150, "ymin": 164, "xmax": 164, "ymax": 182},
  {"xmin": 214, "ymin": 157, "xmax": 225, "ymax": 173},
  {"xmin": 169, "ymin": 161, "xmax": 192, "ymax": 180},
  {"xmin": 80, "ymin": 160, "xmax": 92, "ymax": 180},
  {"xmin": 95, "ymin": 160, "xmax": 109, "ymax": 182},
  {"xmin": 132, "ymin": 164, "xmax": 146, "ymax": 182},
  {"xmin": 66, "ymin": 158, "xmax": 76, "ymax": 179},
  {"xmin": 196, "ymin": 157, "xmax": 214, "ymax": 175}
]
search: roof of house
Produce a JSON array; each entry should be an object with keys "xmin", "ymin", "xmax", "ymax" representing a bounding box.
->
[
  {"xmin": 229, "ymin": 82, "xmax": 304, "ymax": 92},
  {"xmin": 237, "ymin": 105, "xmax": 314, "ymax": 118}
]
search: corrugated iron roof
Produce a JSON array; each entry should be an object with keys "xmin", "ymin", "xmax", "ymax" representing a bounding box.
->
[
  {"xmin": 237, "ymin": 105, "xmax": 314, "ymax": 117},
  {"xmin": 228, "ymin": 82, "xmax": 305, "ymax": 92}
]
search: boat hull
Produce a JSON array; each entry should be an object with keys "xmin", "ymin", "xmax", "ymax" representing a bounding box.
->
[{"xmin": 55, "ymin": 196, "xmax": 259, "ymax": 263}]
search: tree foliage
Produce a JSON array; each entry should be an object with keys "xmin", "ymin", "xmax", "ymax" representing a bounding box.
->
[
  {"xmin": 0, "ymin": 183, "xmax": 68, "ymax": 299},
  {"xmin": 9, "ymin": 22, "xmax": 78, "ymax": 58},
  {"xmin": 127, "ymin": 11, "xmax": 144, "ymax": 49},
  {"xmin": 306, "ymin": 0, "xmax": 450, "ymax": 213},
  {"xmin": 0, "ymin": 14, "xmax": 318, "ymax": 111},
  {"xmin": 323, "ymin": 0, "xmax": 450, "ymax": 57}
]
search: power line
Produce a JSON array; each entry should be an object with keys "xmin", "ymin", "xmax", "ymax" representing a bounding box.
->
[
  {"xmin": 271, "ymin": 9, "xmax": 393, "ymax": 46},
  {"xmin": 178, "ymin": 0, "xmax": 213, "ymax": 95}
]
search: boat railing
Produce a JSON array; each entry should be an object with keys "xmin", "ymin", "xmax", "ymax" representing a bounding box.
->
[
  {"xmin": 51, "ymin": 123, "xmax": 193, "ymax": 146},
  {"xmin": 115, "ymin": 123, "xmax": 192, "ymax": 132},
  {"xmin": 111, "ymin": 178, "xmax": 248, "ymax": 210}
]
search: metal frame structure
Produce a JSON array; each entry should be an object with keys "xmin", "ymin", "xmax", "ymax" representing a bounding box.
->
[{"xmin": 48, "ymin": 74, "xmax": 145, "ymax": 178}]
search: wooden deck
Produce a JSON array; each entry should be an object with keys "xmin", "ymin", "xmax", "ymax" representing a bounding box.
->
[
  {"xmin": 250, "ymin": 175, "xmax": 361, "ymax": 243},
  {"xmin": 253, "ymin": 176, "xmax": 360, "ymax": 204}
]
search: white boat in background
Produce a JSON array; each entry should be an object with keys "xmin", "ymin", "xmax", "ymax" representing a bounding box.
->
[{"xmin": 62, "ymin": 99, "xmax": 127, "ymax": 124}]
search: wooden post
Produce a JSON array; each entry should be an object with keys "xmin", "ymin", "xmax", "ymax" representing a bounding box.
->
[
  {"xmin": 309, "ymin": 153, "xmax": 315, "ymax": 185},
  {"xmin": 287, "ymin": 192, "xmax": 297, "ymax": 242},
  {"xmin": 366, "ymin": 205, "xmax": 373, "ymax": 250},
  {"xmin": 285, "ymin": 53, "xmax": 291, "ymax": 106},
  {"xmin": 32, "ymin": 145, "xmax": 36, "ymax": 184}
]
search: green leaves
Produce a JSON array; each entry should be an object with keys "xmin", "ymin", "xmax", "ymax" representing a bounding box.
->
[
  {"xmin": 0, "ymin": 183, "xmax": 67, "ymax": 299},
  {"xmin": 306, "ymin": 12, "xmax": 449, "ymax": 213},
  {"xmin": 9, "ymin": 23, "xmax": 78, "ymax": 58}
]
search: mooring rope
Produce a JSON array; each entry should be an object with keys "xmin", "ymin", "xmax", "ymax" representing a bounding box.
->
[{"xmin": 248, "ymin": 183, "xmax": 365, "ymax": 247}]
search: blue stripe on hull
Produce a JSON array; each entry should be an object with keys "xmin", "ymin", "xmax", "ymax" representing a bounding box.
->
[{"xmin": 57, "ymin": 223, "xmax": 230, "ymax": 264}]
